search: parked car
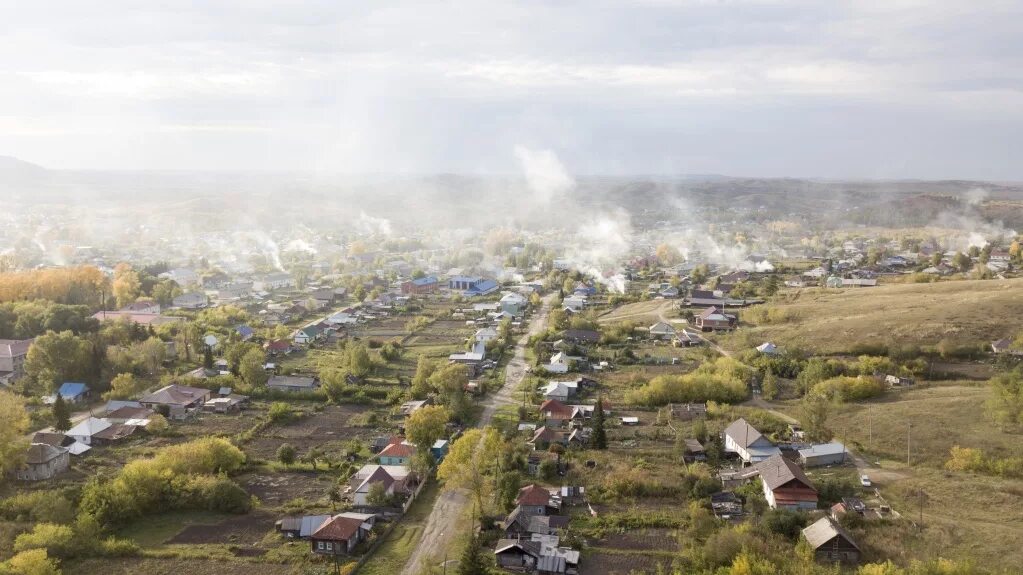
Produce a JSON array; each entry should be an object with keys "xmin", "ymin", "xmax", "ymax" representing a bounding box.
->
[{"xmin": 859, "ymin": 474, "xmax": 872, "ymax": 487}]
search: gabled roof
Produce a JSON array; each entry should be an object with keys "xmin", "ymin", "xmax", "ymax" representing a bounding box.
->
[
  {"xmin": 378, "ymin": 441, "xmax": 415, "ymax": 459},
  {"xmin": 140, "ymin": 384, "xmax": 209, "ymax": 407},
  {"xmin": 312, "ymin": 514, "xmax": 364, "ymax": 541},
  {"xmin": 516, "ymin": 484, "xmax": 552, "ymax": 507},
  {"xmin": 0, "ymin": 338, "xmax": 33, "ymax": 358},
  {"xmin": 24, "ymin": 443, "xmax": 67, "ymax": 464},
  {"xmin": 755, "ymin": 453, "xmax": 815, "ymax": 492},
  {"xmin": 539, "ymin": 399, "xmax": 574, "ymax": 418},
  {"xmin": 802, "ymin": 516, "xmax": 860, "ymax": 551},
  {"xmin": 66, "ymin": 417, "xmax": 111, "ymax": 438},
  {"xmin": 724, "ymin": 418, "xmax": 769, "ymax": 449}
]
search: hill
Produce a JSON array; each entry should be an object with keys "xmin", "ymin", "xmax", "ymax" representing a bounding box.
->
[{"xmin": 733, "ymin": 278, "xmax": 1023, "ymax": 354}]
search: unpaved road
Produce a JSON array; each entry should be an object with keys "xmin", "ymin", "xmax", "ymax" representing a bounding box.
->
[{"xmin": 400, "ymin": 294, "xmax": 555, "ymax": 575}]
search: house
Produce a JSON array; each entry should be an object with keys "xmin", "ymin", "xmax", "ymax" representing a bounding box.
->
[
  {"xmin": 267, "ymin": 375, "xmax": 318, "ymax": 392},
  {"xmin": 310, "ymin": 512, "xmax": 376, "ymax": 555},
  {"xmin": 56, "ymin": 382, "xmax": 90, "ymax": 404},
  {"xmin": 516, "ymin": 484, "xmax": 553, "ymax": 514},
  {"xmin": 139, "ymin": 384, "xmax": 211, "ymax": 417},
  {"xmin": 449, "ymin": 276, "xmax": 500, "ymax": 296},
  {"xmin": 687, "ymin": 289, "xmax": 727, "ymax": 307},
  {"xmin": 711, "ymin": 491, "xmax": 744, "ymax": 518},
  {"xmin": 529, "ymin": 426, "xmax": 573, "ymax": 450},
  {"xmin": 16, "ymin": 443, "xmax": 70, "ymax": 481},
  {"xmin": 500, "ymin": 292, "xmax": 528, "ymax": 315},
  {"xmin": 377, "ymin": 440, "xmax": 416, "ymax": 465},
  {"xmin": 430, "ymin": 439, "xmax": 449, "ymax": 462},
  {"xmin": 395, "ymin": 399, "xmax": 430, "ymax": 420},
  {"xmin": 658, "ymin": 286, "xmax": 680, "ymax": 299},
  {"xmin": 264, "ymin": 339, "xmax": 293, "ymax": 355},
  {"xmin": 65, "ymin": 417, "xmax": 112, "ymax": 445},
  {"xmin": 257, "ymin": 272, "xmax": 294, "ymax": 291},
  {"xmin": 539, "ymin": 399, "xmax": 575, "ymax": 422},
  {"xmin": 543, "ymin": 352, "xmax": 577, "ymax": 375},
  {"xmin": 754, "ymin": 454, "xmax": 818, "ymax": 510},
  {"xmin": 401, "ymin": 276, "xmax": 439, "ymax": 295},
  {"xmin": 203, "ymin": 394, "xmax": 249, "ymax": 413},
  {"xmin": 276, "ymin": 514, "xmax": 332, "ymax": 538},
  {"xmin": 798, "ymin": 442, "xmax": 847, "ymax": 467},
  {"xmin": 991, "ymin": 338, "xmax": 1020, "ymax": 355},
  {"xmin": 648, "ymin": 322, "xmax": 676, "ymax": 340},
  {"xmin": 683, "ymin": 439, "xmax": 706, "ymax": 463},
  {"xmin": 0, "ymin": 338, "xmax": 33, "ymax": 385},
  {"xmin": 235, "ymin": 325, "xmax": 255, "ymax": 341},
  {"xmin": 104, "ymin": 405, "xmax": 155, "ymax": 425},
  {"xmin": 91, "ymin": 423, "xmax": 139, "ymax": 444},
  {"xmin": 561, "ymin": 295, "xmax": 587, "ymax": 312},
  {"xmin": 724, "ymin": 418, "xmax": 781, "ymax": 465},
  {"xmin": 495, "ymin": 536, "xmax": 579, "ymax": 574},
  {"xmin": 292, "ymin": 322, "xmax": 325, "ymax": 345},
  {"xmin": 542, "ymin": 380, "xmax": 578, "ymax": 402},
  {"xmin": 349, "ymin": 465, "xmax": 416, "ymax": 506},
  {"xmin": 695, "ymin": 306, "xmax": 737, "ymax": 331},
  {"xmin": 802, "ymin": 516, "xmax": 861, "ymax": 565},
  {"xmin": 172, "ymin": 292, "xmax": 209, "ymax": 309},
  {"xmin": 121, "ymin": 300, "xmax": 161, "ymax": 314}
]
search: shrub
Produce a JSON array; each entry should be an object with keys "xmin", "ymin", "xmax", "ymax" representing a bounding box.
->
[
  {"xmin": 626, "ymin": 357, "xmax": 751, "ymax": 406},
  {"xmin": 268, "ymin": 402, "xmax": 293, "ymax": 422},
  {"xmin": 759, "ymin": 508, "xmax": 806, "ymax": 540}
]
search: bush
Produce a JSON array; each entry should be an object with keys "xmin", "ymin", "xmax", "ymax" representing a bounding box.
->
[
  {"xmin": 626, "ymin": 357, "xmax": 751, "ymax": 406},
  {"xmin": 268, "ymin": 402, "xmax": 293, "ymax": 422},
  {"xmin": 759, "ymin": 508, "xmax": 806, "ymax": 540},
  {"xmin": 0, "ymin": 491, "xmax": 75, "ymax": 524},
  {"xmin": 13, "ymin": 524, "xmax": 76, "ymax": 558}
]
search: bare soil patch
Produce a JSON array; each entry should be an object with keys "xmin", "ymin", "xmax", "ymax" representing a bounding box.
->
[{"xmin": 166, "ymin": 512, "xmax": 276, "ymax": 545}]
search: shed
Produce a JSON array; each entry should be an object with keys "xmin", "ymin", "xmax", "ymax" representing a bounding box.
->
[
  {"xmin": 798, "ymin": 442, "xmax": 847, "ymax": 467},
  {"xmin": 802, "ymin": 516, "xmax": 861, "ymax": 564}
]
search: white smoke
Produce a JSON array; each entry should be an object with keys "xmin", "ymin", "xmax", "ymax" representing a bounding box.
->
[
  {"xmin": 357, "ymin": 211, "xmax": 393, "ymax": 236},
  {"xmin": 964, "ymin": 187, "xmax": 989, "ymax": 206},
  {"xmin": 284, "ymin": 239, "xmax": 318, "ymax": 255},
  {"xmin": 514, "ymin": 146, "xmax": 575, "ymax": 205},
  {"xmin": 563, "ymin": 211, "xmax": 634, "ymax": 293}
]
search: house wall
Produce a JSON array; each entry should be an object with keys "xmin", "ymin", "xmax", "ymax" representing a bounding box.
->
[
  {"xmin": 379, "ymin": 455, "xmax": 409, "ymax": 466},
  {"xmin": 15, "ymin": 453, "xmax": 69, "ymax": 481}
]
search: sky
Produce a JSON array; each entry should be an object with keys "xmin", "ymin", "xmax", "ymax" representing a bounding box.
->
[{"xmin": 1, "ymin": 0, "xmax": 1022, "ymax": 179}]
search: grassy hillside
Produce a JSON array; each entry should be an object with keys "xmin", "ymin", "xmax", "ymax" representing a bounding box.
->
[{"xmin": 731, "ymin": 278, "xmax": 1023, "ymax": 354}]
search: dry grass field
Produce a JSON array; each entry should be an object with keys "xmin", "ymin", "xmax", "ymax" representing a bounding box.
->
[{"xmin": 731, "ymin": 278, "xmax": 1023, "ymax": 354}]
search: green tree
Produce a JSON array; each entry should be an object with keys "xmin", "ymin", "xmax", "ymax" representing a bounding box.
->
[
  {"xmin": 51, "ymin": 395, "xmax": 71, "ymax": 433},
  {"xmin": 202, "ymin": 345, "xmax": 214, "ymax": 370},
  {"xmin": 23, "ymin": 331, "xmax": 92, "ymax": 394},
  {"xmin": 457, "ymin": 534, "xmax": 491, "ymax": 575},
  {"xmin": 801, "ymin": 393, "xmax": 833, "ymax": 443},
  {"xmin": 276, "ymin": 443, "xmax": 296, "ymax": 466},
  {"xmin": 103, "ymin": 373, "xmax": 137, "ymax": 401},
  {"xmin": 111, "ymin": 263, "xmax": 141, "ymax": 309},
  {"xmin": 268, "ymin": 402, "xmax": 293, "ymax": 422},
  {"xmin": 761, "ymin": 370, "xmax": 779, "ymax": 400},
  {"xmin": 437, "ymin": 427, "xmax": 504, "ymax": 518},
  {"xmin": 0, "ymin": 390, "xmax": 30, "ymax": 477},
  {"xmin": 405, "ymin": 405, "xmax": 449, "ymax": 452},
  {"xmin": 411, "ymin": 355, "xmax": 437, "ymax": 398},
  {"xmin": 592, "ymin": 396, "xmax": 607, "ymax": 449},
  {"xmin": 365, "ymin": 481, "xmax": 390, "ymax": 507},
  {"xmin": 986, "ymin": 368, "xmax": 1023, "ymax": 427},
  {"xmin": 238, "ymin": 348, "xmax": 268, "ymax": 387},
  {"xmin": 346, "ymin": 342, "xmax": 373, "ymax": 378}
]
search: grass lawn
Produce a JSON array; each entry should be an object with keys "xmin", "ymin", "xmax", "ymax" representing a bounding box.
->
[
  {"xmin": 358, "ymin": 481, "xmax": 440, "ymax": 575},
  {"xmin": 723, "ymin": 277, "xmax": 1023, "ymax": 354}
]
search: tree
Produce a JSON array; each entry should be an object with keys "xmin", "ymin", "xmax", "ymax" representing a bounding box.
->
[
  {"xmin": 268, "ymin": 402, "xmax": 293, "ymax": 422},
  {"xmin": 103, "ymin": 373, "xmax": 137, "ymax": 401},
  {"xmin": 276, "ymin": 443, "xmax": 296, "ymax": 466},
  {"xmin": 111, "ymin": 263, "xmax": 141, "ymax": 309},
  {"xmin": 238, "ymin": 348, "xmax": 268, "ymax": 387},
  {"xmin": 410, "ymin": 354, "xmax": 437, "ymax": 399},
  {"xmin": 801, "ymin": 393, "xmax": 833, "ymax": 443},
  {"xmin": 405, "ymin": 405, "xmax": 449, "ymax": 451},
  {"xmin": 986, "ymin": 369, "xmax": 1023, "ymax": 427},
  {"xmin": 952, "ymin": 252, "xmax": 972, "ymax": 272},
  {"xmin": 437, "ymin": 427, "xmax": 504, "ymax": 518},
  {"xmin": 202, "ymin": 345, "xmax": 214, "ymax": 370},
  {"xmin": 592, "ymin": 396, "xmax": 607, "ymax": 449},
  {"xmin": 138, "ymin": 337, "xmax": 166, "ymax": 375},
  {"xmin": 761, "ymin": 370, "xmax": 778, "ymax": 400},
  {"xmin": 23, "ymin": 331, "xmax": 92, "ymax": 394},
  {"xmin": 457, "ymin": 534, "xmax": 491, "ymax": 575},
  {"xmin": 366, "ymin": 481, "xmax": 390, "ymax": 507},
  {"xmin": 345, "ymin": 342, "xmax": 373, "ymax": 378},
  {"xmin": 146, "ymin": 414, "xmax": 169, "ymax": 435},
  {"xmin": 5, "ymin": 549, "xmax": 61, "ymax": 575},
  {"xmin": 0, "ymin": 390, "xmax": 29, "ymax": 477},
  {"xmin": 51, "ymin": 395, "xmax": 71, "ymax": 433}
]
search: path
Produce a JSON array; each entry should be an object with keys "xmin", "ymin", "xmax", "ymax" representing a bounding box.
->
[{"xmin": 399, "ymin": 293, "xmax": 555, "ymax": 575}]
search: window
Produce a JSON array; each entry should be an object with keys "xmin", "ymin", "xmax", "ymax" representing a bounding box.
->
[{"xmin": 317, "ymin": 542, "xmax": 325, "ymax": 550}]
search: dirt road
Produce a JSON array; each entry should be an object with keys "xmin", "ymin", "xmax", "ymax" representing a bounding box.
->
[{"xmin": 399, "ymin": 294, "xmax": 555, "ymax": 575}]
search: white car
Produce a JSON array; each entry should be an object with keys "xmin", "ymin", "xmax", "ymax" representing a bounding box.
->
[{"xmin": 859, "ymin": 474, "xmax": 872, "ymax": 487}]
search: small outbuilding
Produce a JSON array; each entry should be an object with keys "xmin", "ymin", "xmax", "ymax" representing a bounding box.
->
[
  {"xmin": 798, "ymin": 442, "xmax": 848, "ymax": 467},
  {"xmin": 802, "ymin": 516, "xmax": 861, "ymax": 565},
  {"xmin": 16, "ymin": 443, "xmax": 70, "ymax": 481}
]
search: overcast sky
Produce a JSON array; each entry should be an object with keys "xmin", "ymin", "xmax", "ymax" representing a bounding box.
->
[{"xmin": 1, "ymin": 1, "xmax": 1021, "ymax": 179}]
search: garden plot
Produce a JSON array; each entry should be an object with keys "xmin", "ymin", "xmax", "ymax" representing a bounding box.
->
[
  {"xmin": 238, "ymin": 471, "xmax": 336, "ymax": 507},
  {"xmin": 166, "ymin": 512, "xmax": 277, "ymax": 546}
]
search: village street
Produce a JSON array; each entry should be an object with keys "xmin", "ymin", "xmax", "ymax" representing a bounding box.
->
[{"xmin": 400, "ymin": 293, "xmax": 555, "ymax": 575}]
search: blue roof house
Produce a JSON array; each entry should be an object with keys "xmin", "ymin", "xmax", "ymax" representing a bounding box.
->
[{"xmin": 58, "ymin": 382, "xmax": 90, "ymax": 404}]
